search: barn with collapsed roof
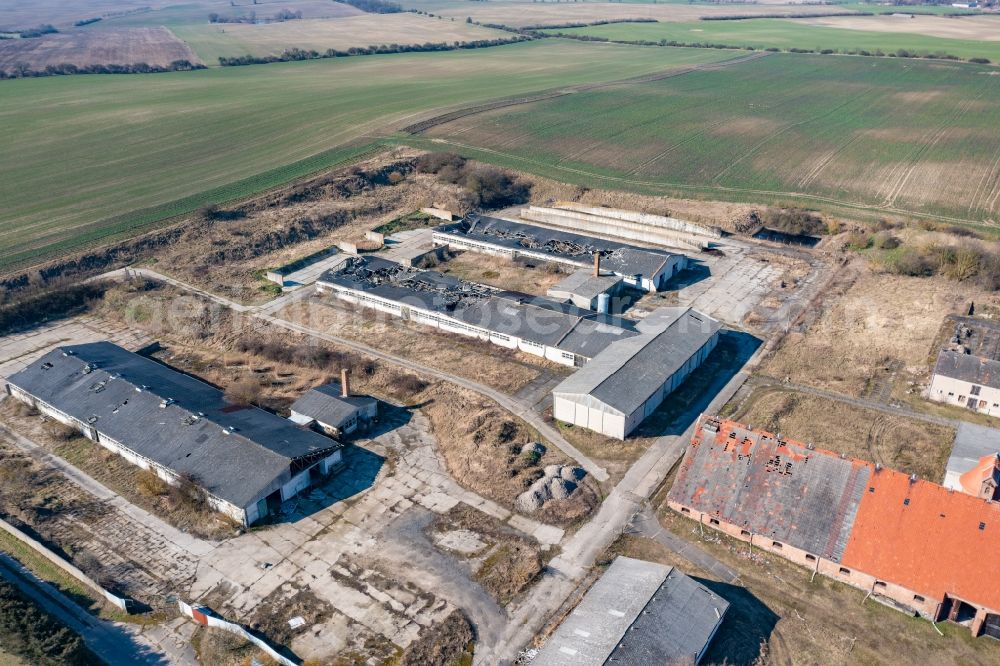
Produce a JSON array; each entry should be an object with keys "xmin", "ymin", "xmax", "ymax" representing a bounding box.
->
[{"xmin": 669, "ymin": 417, "xmax": 1000, "ymax": 638}]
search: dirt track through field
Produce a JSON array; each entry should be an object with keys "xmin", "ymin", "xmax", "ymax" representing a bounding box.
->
[{"xmin": 401, "ymin": 51, "xmax": 769, "ymax": 134}]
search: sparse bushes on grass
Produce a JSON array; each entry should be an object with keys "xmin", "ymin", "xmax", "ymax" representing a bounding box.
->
[
  {"xmin": 398, "ymin": 609, "xmax": 474, "ymax": 666},
  {"xmin": 876, "ymin": 239, "xmax": 1000, "ymax": 290},
  {"xmin": 418, "ymin": 152, "xmax": 531, "ymax": 209},
  {"xmin": 136, "ymin": 469, "xmax": 169, "ymax": 498},
  {"xmin": 224, "ymin": 377, "xmax": 264, "ymax": 406},
  {"xmin": 0, "ymin": 281, "xmax": 111, "ymax": 335},
  {"xmin": 763, "ymin": 208, "xmax": 827, "ymax": 236}
]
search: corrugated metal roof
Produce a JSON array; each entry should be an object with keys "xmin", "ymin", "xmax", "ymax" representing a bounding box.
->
[
  {"xmin": 290, "ymin": 384, "xmax": 376, "ymax": 428},
  {"xmin": 552, "ymin": 308, "xmax": 721, "ymax": 417},
  {"xmin": 533, "ymin": 556, "xmax": 728, "ymax": 666},
  {"xmin": 6, "ymin": 343, "xmax": 340, "ymax": 509}
]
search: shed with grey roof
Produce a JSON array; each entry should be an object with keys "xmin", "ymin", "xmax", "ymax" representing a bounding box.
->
[
  {"xmin": 5, "ymin": 342, "xmax": 343, "ymax": 526},
  {"xmin": 290, "ymin": 375, "xmax": 377, "ymax": 436},
  {"xmin": 547, "ymin": 269, "xmax": 624, "ymax": 312},
  {"xmin": 533, "ymin": 556, "xmax": 728, "ymax": 666},
  {"xmin": 552, "ymin": 308, "xmax": 721, "ymax": 439}
]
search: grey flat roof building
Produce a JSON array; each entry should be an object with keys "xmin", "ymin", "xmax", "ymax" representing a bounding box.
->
[
  {"xmin": 533, "ymin": 556, "xmax": 728, "ymax": 666},
  {"xmin": 6, "ymin": 343, "xmax": 340, "ymax": 511}
]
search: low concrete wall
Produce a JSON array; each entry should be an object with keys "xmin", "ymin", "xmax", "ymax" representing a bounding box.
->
[
  {"xmin": 0, "ymin": 517, "xmax": 135, "ymax": 613},
  {"xmin": 521, "ymin": 206, "xmax": 707, "ymax": 252},
  {"xmin": 178, "ymin": 600, "xmax": 299, "ymax": 666},
  {"xmin": 554, "ymin": 202, "xmax": 722, "ymax": 238},
  {"xmin": 421, "ymin": 207, "xmax": 453, "ymax": 221}
]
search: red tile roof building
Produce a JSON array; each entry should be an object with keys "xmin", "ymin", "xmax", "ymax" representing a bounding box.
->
[{"xmin": 668, "ymin": 417, "xmax": 1000, "ymax": 638}]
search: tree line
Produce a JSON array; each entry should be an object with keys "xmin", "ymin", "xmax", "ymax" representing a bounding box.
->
[
  {"xmin": 0, "ymin": 59, "xmax": 205, "ymax": 79},
  {"xmin": 543, "ymin": 30, "xmax": 993, "ymax": 64},
  {"xmin": 217, "ymin": 36, "xmax": 529, "ymax": 66}
]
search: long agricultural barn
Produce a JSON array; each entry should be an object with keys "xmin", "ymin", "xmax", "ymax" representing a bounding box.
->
[
  {"xmin": 551, "ymin": 308, "xmax": 720, "ymax": 439},
  {"xmin": 669, "ymin": 417, "xmax": 1000, "ymax": 638},
  {"xmin": 432, "ymin": 215, "xmax": 686, "ymax": 292},
  {"xmin": 5, "ymin": 343, "xmax": 343, "ymax": 527},
  {"xmin": 317, "ymin": 256, "xmax": 642, "ymax": 367}
]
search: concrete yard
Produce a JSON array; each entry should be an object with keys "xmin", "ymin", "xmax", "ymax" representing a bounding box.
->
[{"xmin": 0, "ymin": 347, "xmax": 563, "ymax": 663}]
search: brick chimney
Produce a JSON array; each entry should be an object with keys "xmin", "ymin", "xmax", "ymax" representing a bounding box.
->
[
  {"xmin": 341, "ymin": 369, "xmax": 350, "ymax": 398},
  {"xmin": 593, "ymin": 253, "xmax": 601, "ymax": 277}
]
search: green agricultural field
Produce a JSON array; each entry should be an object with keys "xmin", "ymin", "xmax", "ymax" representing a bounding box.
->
[
  {"xmin": 544, "ymin": 17, "xmax": 1000, "ymax": 62},
  {"xmin": 414, "ymin": 53, "xmax": 1000, "ymax": 224},
  {"xmin": 0, "ymin": 41, "xmax": 731, "ymax": 271}
]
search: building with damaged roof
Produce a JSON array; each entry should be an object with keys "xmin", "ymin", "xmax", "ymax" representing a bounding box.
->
[
  {"xmin": 5, "ymin": 342, "xmax": 343, "ymax": 527},
  {"xmin": 929, "ymin": 315, "xmax": 1000, "ymax": 416},
  {"xmin": 552, "ymin": 307, "xmax": 720, "ymax": 439},
  {"xmin": 533, "ymin": 556, "xmax": 728, "ymax": 666},
  {"xmin": 669, "ymin": 417, "xmax": 1000, "ymax": 638},
  {"xmin": 318, "ymin": 257, "xmax": 720, "ymax": 437},
  {"xmin": 317, "ymin": 256, "xmax": 640, "ymax": 367},
  {"xmin": 432, "ymin": 215, "xmax": 686, "ymax": 292}
]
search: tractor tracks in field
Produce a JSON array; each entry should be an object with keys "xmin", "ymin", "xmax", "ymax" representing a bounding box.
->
[{"xmin": 399, "ymin": 51, "xmax": 770, "ymax": 135}]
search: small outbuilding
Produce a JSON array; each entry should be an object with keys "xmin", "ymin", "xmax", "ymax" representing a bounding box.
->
[
  {"xmin": 547, "ymin": 264, "xmax": 623, "ymax": 313},
  {"xmin": 533, "ymin": 556, "xmax": 728, "ymax": 665},
  {"xmin": 289, "ymin": 371, "xmax": 377, "ymax": 437}
]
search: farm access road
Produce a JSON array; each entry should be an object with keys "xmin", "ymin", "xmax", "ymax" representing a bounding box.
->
[{"xmin": 105, "ymin": 267, "xmax": 608, "ymax": 482}]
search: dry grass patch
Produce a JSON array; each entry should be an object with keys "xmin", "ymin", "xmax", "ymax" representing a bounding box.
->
[
  {"xmin": 423, "ymin": 386, "xmax": 597, "ymax": 524},
  {"xmin": 279, "ymin": 297, "xmax": 554, "ymax": 394},
  {"xmin": 437, "ymin": 251, "xmax": 568, "ymax": 296},
  {"xmin": 735, "ymin": 389, "xmax": 953, "ymax": 480},
  {"xmin": 761, "ymin": 260, "xmax": 989, "ymax": 398},
  {"xmin": 398, "ymin": 609, "xmax": 474, "ymax": 666}
]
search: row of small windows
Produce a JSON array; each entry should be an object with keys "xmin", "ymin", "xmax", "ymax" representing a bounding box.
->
[{"xmin": 684, "ymin": 507, "xmax": 932, "ymax": 606}]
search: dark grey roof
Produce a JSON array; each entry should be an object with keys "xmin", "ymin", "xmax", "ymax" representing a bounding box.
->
[
  {"xmin": 318, "ymin": 256, "xmax": 641, "ymax": 359},
  {"xmin": 934, "ymin": 349, "xmax": 1000, "ymax": 390},
  {"xmin": 948, "ymin": 422, "xmax": 1000, "ymax": 481},
  {"xmin": 548, "ymin": 270, "xmax": 622, "ymax": 301},
  {"xmin": 6, "ymin": 343, "xmax": 340, "ymax": 509},
  {"xmin": 290, "ymin": 384, "xmax": 376, "ymax": 428},
  {"xmin": 533, "ymin": 556, "xmax": 728, "ymax": 666},
  {"xmin": 669, "ymin": 420, "xmax": 870, "ymax": 562},
  {"xmin": 552, "ymin": 308, "xmax": 721, "ymax": 416},
  {"xmin": 438, "ymin": 215, "xmax": 679, "ymax": 278}
]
